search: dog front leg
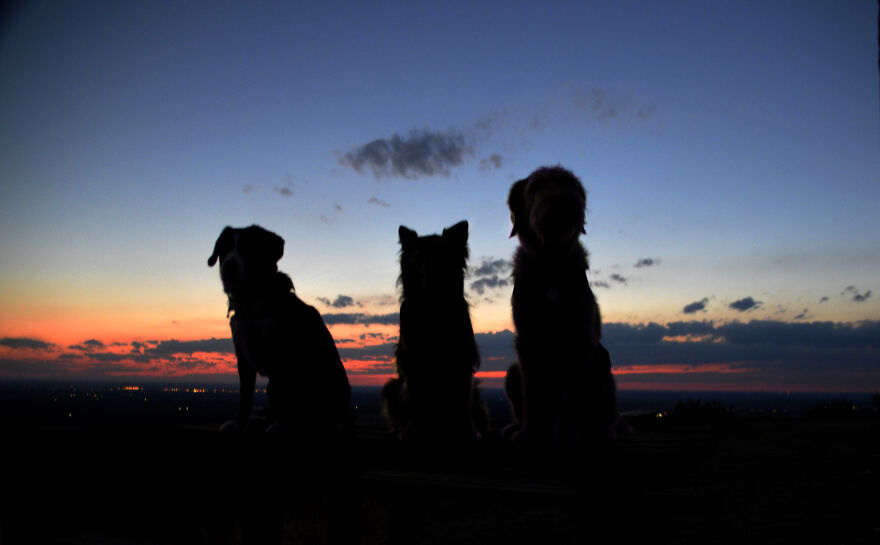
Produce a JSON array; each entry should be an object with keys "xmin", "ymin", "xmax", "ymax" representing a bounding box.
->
[{"xmin": 238, "ymin": 364, "xmax": 256, "ymax": 426}]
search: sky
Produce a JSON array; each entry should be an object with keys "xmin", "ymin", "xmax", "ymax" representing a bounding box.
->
[{"xmin": 0, "ymin": 0, "xmax": 878, "ymax": 392}]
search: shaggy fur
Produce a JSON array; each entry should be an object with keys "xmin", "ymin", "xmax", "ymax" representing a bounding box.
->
[
  {"xmin": 381, "ymin": 221, "xmax": 487, "ymax": 443},
  {"xmin": 504, "ymin": 166, "xmax": 621, "ymax": 445},
  {"xmin": 208, "ymin": 225, "xmax": 353, "ymax": 433}
]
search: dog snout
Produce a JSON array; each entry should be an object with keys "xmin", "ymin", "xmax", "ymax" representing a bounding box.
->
[
  {"xmin": 532, "ymin": 197, "xmax": 582, "ymax": 243},
  {"xmin": 220, "ymin": 256, "xmax": 244, "ymax": 292}
]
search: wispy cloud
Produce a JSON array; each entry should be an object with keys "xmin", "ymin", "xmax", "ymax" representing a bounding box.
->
[
  {"xmin": 317, "ymin": 295, "xmax": 358, "ymax": 309},
  {"xmin": 683, "ymin": 298, "xmax": 710, "ymax": 314},
  {"xmin": 634, "ymin": 257, "xmax": 659, "ymax": 268},
  {"xmin": 368, "ymin": 197, "xmax": 391, "ymax": 208},
  {"xmin": 610, "ymin": 273, "xmax": 627, "ymax": 285},
  {"xmin": 341, "ymin": 129, "xmax": 474, "ymax": 179},
  {"xmin": 478, "ymin": 153, "xmax": 504, "ymax": 171},
  {"xmin": 729, "ymin": 297, "xmax": 761, "ymax": 312},
  {"xmin": 570, "ymin": 86, "xmax": 657, "ymax": 122}
]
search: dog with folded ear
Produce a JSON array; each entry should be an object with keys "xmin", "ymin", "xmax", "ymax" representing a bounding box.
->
[
  {"xmin": 208, "ymin": 225, "xmax": 353, "ymax": 433},
  {"xmin": 504, "ymin": 166, "xmax": 623, "ymax": 445},
  {"xmin": 381, "ymin": 220, "xmax": 488, "ymax": 444}
]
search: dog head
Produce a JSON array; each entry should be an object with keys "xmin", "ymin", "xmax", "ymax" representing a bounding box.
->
[
  {"xmin": 398, "ymin": 220, "xmax": 469, "ymax": 300},
  {"xmin": 508, "ymin": 166, "xmax": 586, "ymax": 252},
  {"xmin": 207, "ymin": 225, "xmax": 285, "ymax": 297}
]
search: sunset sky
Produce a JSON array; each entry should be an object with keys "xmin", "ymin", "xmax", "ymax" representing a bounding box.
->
[{"xmin": 1, "ymin": 1, "xmax": 878, "ymax": 391}]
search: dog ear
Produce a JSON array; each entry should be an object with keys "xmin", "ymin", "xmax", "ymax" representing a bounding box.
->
[
  {"xmin": 507, "ymin": 178, "xmax": 527, "ymax": 238},
  {"xmin": 243, "ymin": 225, "xmax": 284, "ymax": 264},
  {"xmin": 398, "ymin": 225, "xmax": 418, "ymax": 249},
  {"xmin": 207, "ymin": 226, "xmax": 235, "ymax": 267},
  {"xmin": 263, "ymin": 229, "xmax": 285, "ymax": 264},
  {"xmin": 442, "ymin": 220, "xmax": 469, "ymax": 249}
]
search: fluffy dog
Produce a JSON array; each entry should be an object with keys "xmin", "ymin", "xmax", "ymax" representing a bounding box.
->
[
  {"xmin": 504, "ymin": 166, "xmax": 621, "ymax": 445},
  {"xmin": 208, "ymin": 225, "xmax": 353, "ymax": 433},
  {"xmin": 381, "ymin": 221, "xmax": 487, "ymax": 443}
]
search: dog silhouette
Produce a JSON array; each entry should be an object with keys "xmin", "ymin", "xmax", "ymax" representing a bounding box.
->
[
  {"xmin": 382, "ymin": 221, "xmax": 487, "ymax": 443},
  {"xmin": 208, "ymin": 225, "xmax": 352, "ymax": 434},
  {"xmin": 505, "ymin": 167, "xmax": 621, "ymax": 445}
]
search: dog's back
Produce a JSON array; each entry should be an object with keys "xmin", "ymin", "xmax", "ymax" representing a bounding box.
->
[
  {"xmin": 382, "ymin": 221, "xmax": 484, "ymax": 443},
  {"xmin": 265, "ymin": 289, "xmax": 352, "ymax": 429}
]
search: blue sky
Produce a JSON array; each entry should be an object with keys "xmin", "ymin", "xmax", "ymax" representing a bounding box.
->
[{"xmin": 0, "ymin": 1, "xmax": 878, "ymax": 389}]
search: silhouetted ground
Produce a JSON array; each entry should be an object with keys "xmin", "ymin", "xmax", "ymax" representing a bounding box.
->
[{"xmin": 0, "ymin": 385, "xmax": 877, "ymax": 544}]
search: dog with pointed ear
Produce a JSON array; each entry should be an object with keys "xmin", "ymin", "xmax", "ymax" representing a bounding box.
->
[
  {"xmin": 382, "ymin": 220, "xmax": 488, "ymax": 444},
  {"xmin": 504, "ymin": 166, "xmax": 623, "ymax": 445},
  {"xmin": 208, "ymin": 225, "xmax": 352, "ymax": 434}
]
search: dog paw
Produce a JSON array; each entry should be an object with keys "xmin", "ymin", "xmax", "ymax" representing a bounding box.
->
[
  {"xmin": 220, "ymin": 420, "xmax": 240, "ymax": 432},
  {"xmin": 501, "ymin": 422, "xmax": 521, "ymax": 442},
  {"xmin": 265, "ymin": 421, "xmax": 290, "ymax": 434}
]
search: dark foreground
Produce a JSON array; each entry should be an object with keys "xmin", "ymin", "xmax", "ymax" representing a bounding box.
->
[{"xmin": 0, "ymin": 388, "xmax": 878, "ymax": 544}]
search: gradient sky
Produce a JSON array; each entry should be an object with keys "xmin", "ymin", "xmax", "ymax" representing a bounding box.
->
[{"xmin": 1, "ymin": 1, "xmax": 878, "ymax": 391}]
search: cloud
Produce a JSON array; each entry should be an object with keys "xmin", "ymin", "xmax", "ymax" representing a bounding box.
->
[
  {"xmin": 843, "ymin": 286, "xmax": 872, "ymax": 303},
  {"xmin": 470, "ymin": 276, "xmax": 510, "ymax": 295},
  {"xmin": 474, "ymin": 330, "xmax": 517, "ymax": 372},
  {"xmin": 713, "ymin": 320, "xmax": 880, "ymax": 350},
  {"xmin": 68, "ymin": 339, "xmax": 105, "ymax": 351},
  {"xmin": 274, "ymin": 186, "xmax": 293, "ymax": 197},
  {"xmin": 318, "ymin": 295, "xmax": 357, "ymax": 309},
  {"xmin": 819, "ymin": 296, "xmax": 829, "ymax": 303},
  {"xmin": 340, "ymin": 129, "xmax": 474, "ymax": 179},
  {"xmin": 591, "ymin": 280, "xmax": 610, "ymax": 289},
  {"xmin": 469, "ymin": 258, "xmax": 513, "ymax": 295},
  {"xmin": 683, "ymin": 298, "xmax": 709, "ymax": 314},
  {"xmin": 0, "ymin": 337, "xmax": 53, "ymax": 351},
  {"xmin": 478, "ymin": 153, "xmax": 504, "ymax": 171},
  {"xmin": 603, "ymin": 320, "xmax": 880, "ymax": 382},
  {"xmin": 854, "ymin": 291, "xmax": 872, "ymax": 302},
  {"xmin": 793, "ymin": 309, "xmax": 808, "ymax": 320},
  {"xmin": 609, "ymin": 273, "xmax": 627, "ymax": 285},
  {"xmin": 333, "ymin": 329, "xmax": 516, "ymax": 374},
  {"xmin": 337, "ymin": 342, "xmax": 396, "ymax": 362},
  {"xmin": 473, "ymin": 258, "xmax": 512, "ymax": 277},
  {"xmin": 571, "ymin": 87, "xmax": 657, "ymax": 122},
  {"xmin": 634, "ymin": 258, "xmax": 658, "ymax": 268},
  {"xmin": 368, "ymin": 197, "xmax": 391, "ymax": 208},
  {"xmin": 322, "ymin": 313, "xmax": 400, "ymax": 326},
  {"xmin": 144, "ymin": 338, "xmax": 234, "ymax": 357},
  {"xmin": 359, "ymin": 294, "xmax": 397, "ymax": 307},
  {"xmin": 729, "ymin": 297, "xmax": 761, "ymax": 312}
]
